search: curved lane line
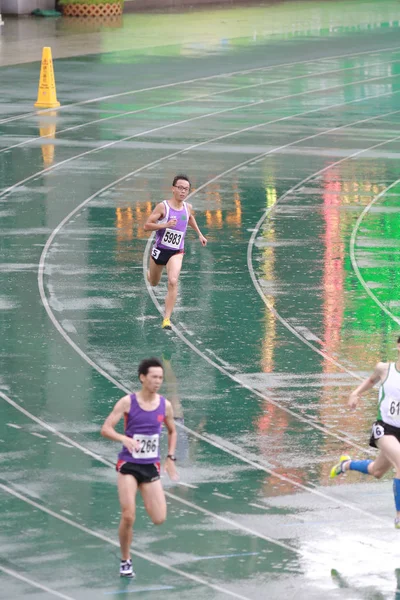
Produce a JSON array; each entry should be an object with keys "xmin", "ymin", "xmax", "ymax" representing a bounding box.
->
[
  {"xmin": 1, "ymin": 58, "xmax": 397, "ymax": 156},
  {"xmin": 0, "ymin": 483, "xmax": 252, "ymax": 600},
  {"xmin": 2, "ymin": 43, "xmax": 399, "ymax": 125},
  {"xmin": 37, "ymin": 111, "xmax": 400, "ymax": 522},
  {"xmin": 0, "ymin": 566, "xmax": 77, "ymax": 600},
  {"xmin": 0, "ymin": 390, "xmax": 298, "ymax": 550},
  {"xmin": 1, "ymin": 71, "xmax": 399, "ymax": 203},
  {"xmin": 2, "ymin": 76, "xmax": 398, "ymax": 205},
  {"xmin": 39, "ymin": 101, "xmax": 400, "ymax": 455},
  {"xmin": 349, "ymin": 178, "xmax": 400, "ymax": 326}
]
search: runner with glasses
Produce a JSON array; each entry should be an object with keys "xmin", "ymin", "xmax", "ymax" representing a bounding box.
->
[{"xmin": 144, "ymin": 174, "xmax": 207, "ymax": 329}]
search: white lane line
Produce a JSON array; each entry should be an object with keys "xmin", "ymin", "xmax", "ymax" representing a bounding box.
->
[
  {"xmin": 0, "ymin": 391, "xmax": 107, "ymax": 460},
  {"xmin": 144, "ymin": 106, "xmax": 400, "ymax": 456},
  {"xmin": 0, "ymin": 390, "xmax": 305, "ymax": 549},
  {"xmin": 0, "ymin": 566, "xmax": 77, "ymax": 600},
  {"xmin": 349, "ymin": 179, "xmax": 400, "ymax": 327},
  {"xmin": 0, "ymin": 383, "xmax": 389, "ymax": 560},
  {"xmin": 1, "ymin": 57, "xmax": 397, "ymax": 156},
  {"xmin": 0, "ymin": 483, "xmax": 252, "ymax": 600},
  {"xmin": 166, "ymin": 491, "xmax": 298, "ymax": 551},
  {"xmin": 2, "ymin": 43, "xmax": 400, "ymax": 125},
  {"xmin": 2, "ymin": 71, "xmax": 398, "ymax": 204},
  {"xmin": 249, "ymin": 503, "xmax": 270, "ymax": 510},
  {"xmin": 172, "ymin": 424, "xmax": 388, "ymax": 524},
  {"xmin": 35, "ymin": 98, "xmax": 396, "ymax": 462},
  {"xmin": 212, "ymin": 492, "xmax": 233, "ymax": 500},
  {"xmin": 175, "ymin": 481, "xmax": 198, "ymax": 489},
  {"xmin": 35, "ymin": 110, "xmax": 400, "ymax": 522},
  {"xmin": 247, "ymin": 138, "xmax": 400, "ymax": 374},
  {"xmin": 179, "ymin": 552, "xmax": 259, "ymax": 563}
]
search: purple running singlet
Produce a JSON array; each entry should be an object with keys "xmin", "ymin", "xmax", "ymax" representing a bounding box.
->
[
  {"xmin": 154, "ymin": 200, "xmax": 189, "ymax": 252},
  {"xmin": 118, "ymin": 394, "xmax": 166, "ymax": 465}
]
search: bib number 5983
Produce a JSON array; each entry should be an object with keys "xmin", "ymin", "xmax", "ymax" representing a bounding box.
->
[{"xmin": 161, "ymin": 228, "xmax": 182, "ymax": 249}]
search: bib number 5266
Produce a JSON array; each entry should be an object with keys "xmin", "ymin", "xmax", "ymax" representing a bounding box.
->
[{"xmin": 131, "ymin": 434, "xmax": 159, "ymax": 459}]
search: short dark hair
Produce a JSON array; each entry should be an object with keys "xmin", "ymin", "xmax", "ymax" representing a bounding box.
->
[
  {"xmin": 172, "ymin": 174, "xmax": 191, "ymax": 188},
  {"xmin": 397, "ymin": 335, "xmax": 400, "ymax": 344},
  {"xmin": 138, "ymin": 357, "xmax": 163, "ymax": 378}
]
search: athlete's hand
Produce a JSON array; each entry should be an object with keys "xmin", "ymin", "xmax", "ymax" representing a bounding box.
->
[
  {"xmin": 199, "ymin": 234, "xmax": 207, "ymax": 247},
  {"xmin": 166, "ymin": 217, "xmax": 177, "ymax": 228},
  {"xmin": 348, "ymin": 392, "xmax": 359, "ymax": 410},
  {"xmin": 123, "ymin": 436, "xmax": 140, "ymax": 454},
  {"xmin": 164, "ymin": 458, "xmax": 179, "ymax": 481}
]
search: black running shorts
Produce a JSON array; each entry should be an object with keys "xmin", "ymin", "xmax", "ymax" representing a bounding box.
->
[
  {"xmin": 151, "ymin": 246, "xmax": 184, "ymax": 266},
  {"xmin": 369, "ymin": 420, "xmax": 400, "ymax": 448},
  {"xmin": 116, "ymin": 460, "xmax": 160, "ymax": 484}
]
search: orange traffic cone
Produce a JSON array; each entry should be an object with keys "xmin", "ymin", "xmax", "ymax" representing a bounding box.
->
[{"xmin": 35, "ymin": 47, "xmax": 60, "ymax": 109}]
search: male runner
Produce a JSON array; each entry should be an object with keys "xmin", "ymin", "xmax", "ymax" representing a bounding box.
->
[
  {"xmin": 144, "ymin": 174, "xmax": 207, "ymax": 330},
  {"xmin": 330, "ymin": 335, "xmax": 400, "ymax": 528},
  {"xmin": 101, "ymin": 357, "xmax": 178, "ymax": 577}
]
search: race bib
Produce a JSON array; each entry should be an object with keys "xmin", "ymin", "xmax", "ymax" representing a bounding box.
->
[
  {"xmin": 151, "ymin": 246, "xmax": 160, "ymax": 260},
  {"xmin": 131, "ymin": 434, "xmax": 159, "ymax": 460},
  {"xmin": 161, "ymin": 228, "xmax": 182, "ymax": 249},
  {"xmin": 372, "ymin": 422, "xmax": 385, "ymax": 440},
  {"xmin": 388, "ymin": 400, "xmax": 400, "ymax": 422}
]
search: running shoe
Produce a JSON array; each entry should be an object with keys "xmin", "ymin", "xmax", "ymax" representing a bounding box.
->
[
  {"xmin": 120, "ymin": 559, "xmax": 135, "ymax": 578},
  {"xmin": 395, "ymin": 518, "xmax": 400, "ymax": 530},
  {"xmin": 162, "ymin": 318, "xmax": 172, "ymax": 330},
  {"xmin": 329, "ymin": 455, "xmax": 351, "ymax": 479}
]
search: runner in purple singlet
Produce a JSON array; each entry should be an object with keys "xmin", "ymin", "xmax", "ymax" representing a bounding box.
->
[
  {"xmin": 101, "ymin": 357, "xmax": 178, "ymax": 578},
  {"xmin": 144, "ymin": 174, "xmax": 207, "ymax": 330}
]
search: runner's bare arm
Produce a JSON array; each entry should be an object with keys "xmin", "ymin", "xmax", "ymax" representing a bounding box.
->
[
  {"xmin": 164, "ymin": 400, "xmax": 179, "ymax": 481},
  {"xmin": 101, "ymin": 395, "xmax": 136, "ymax": 452},
  {"xmin": 144, "ymin": 203, "xmax": 176, "ymax": 231},
  {"xmin": 348, "ymin": 362, "xmax": 388, "ymax": 409},
  {"xmin": 187, "ymin": 203, "xmax": 207, "ymax": 246}
]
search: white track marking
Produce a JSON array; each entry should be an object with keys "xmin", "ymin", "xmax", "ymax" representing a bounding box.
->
[
  {"xmin": 144, "ymin": 107, "xmax": 400, "ymax": 453},
  {"xmin": 165, "ymin": 491, "xmax": 297, "ymax": 551},
  {"xmin": 1, "ymin": 43, "xmax": 400, "ymax": 125},
  {"xmin": 1, "ymin": 58, "xmax": 397, "ymax": 156},
  {"xmin": 37, "ymin": 106, "xmax": 400, "ymax": 516},
  {"xmin": 0, "ymin": 484, "xmax": 252, "ymax": 600},
  {"xmin": 0, "ymin": 566, "xmax": 77, "ymax": 600},
  {"xmin": 0, "ymin": 390, "xmax": 312, "ymax": 548},
  {"xmin": 248, "ymin": 142, "xmax": 400, "ymax": 363},
  {"xmin": 0, "ymin": 386, "xmax": 389, "ymax": 565},
  {"xmin": 37, "ymin": 103, "xmax": 399, "ymax": 457},
  {"xmin": 349, "ymin": 179, "xmax": 400, "ymax": 326},
  {"xmin": 34, "ymin": 100, "xmax": 400, "ymax": 528},
  {"xmin": 1, "ymin": 72, "xmax": 398, "ymax": 204},
  {"xmin": 168, "ymin": 426, "xmax": 389, "ymax": 524}
]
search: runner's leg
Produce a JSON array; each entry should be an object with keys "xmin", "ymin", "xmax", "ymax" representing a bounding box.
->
[
  {"xmin": 140, "ymin": 479, "xmax": 167, "ymax": 525},
  {"xmin": 164, "ymin": 253, "xmax": 184, "ymax": 319},
  {"xmin": 148, "ymin": 258, "xmax": 164, "ymax": 286},
  {"xmin": 118, "ymin": 472, "xmax": 138, "ymax": 560}
]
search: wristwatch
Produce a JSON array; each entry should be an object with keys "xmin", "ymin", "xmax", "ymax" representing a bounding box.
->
[{"xmin": 167, "ymin": 454, "xmax": 176, "ymax": 461}]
